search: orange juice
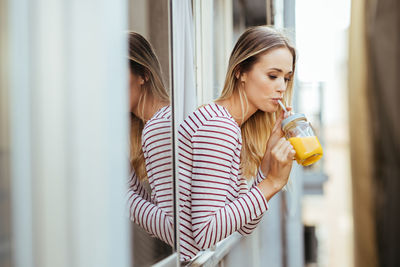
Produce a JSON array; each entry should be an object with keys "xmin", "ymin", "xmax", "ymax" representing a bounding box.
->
[{"xmin": 288, "ymin": 136, "xmax": 323, "ymax": 166}]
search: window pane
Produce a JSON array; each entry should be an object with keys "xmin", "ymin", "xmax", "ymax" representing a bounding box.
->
[{"xmin": 128, "ymin": 1, "xmax": 175, "ymax": 265}]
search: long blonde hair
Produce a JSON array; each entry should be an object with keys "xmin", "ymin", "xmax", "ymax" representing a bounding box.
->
[
  {"xmin": 216, "ymin": 26, "xmax": 296, "ymax": 179},
  {"xmin": 129, "ymin": 32, "xmax": 169, "ymax": 180}
]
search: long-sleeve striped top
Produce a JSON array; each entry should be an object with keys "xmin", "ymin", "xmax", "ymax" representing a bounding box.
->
[
  {"xmin": 178, "ymin": 103, "xmax": 269, "ymax": 261},
  {"xmin": 127, "ymin": 105, "xmax": 174, "ymax": 246}
]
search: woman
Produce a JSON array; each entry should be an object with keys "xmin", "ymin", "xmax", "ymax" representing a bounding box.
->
[
  {"xmin": 126, "ymin": 32, "xmax": 174, "ymax": 246},
  {"xmin": 178, "ymin": 26, "xmax": 296, "ymax": 261}
]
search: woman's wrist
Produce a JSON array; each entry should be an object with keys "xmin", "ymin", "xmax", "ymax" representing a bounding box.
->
[
  {"xmin": 256, "ymin": 177, "xmax": 282, "ymax": 202},
  {"xmin": 260, "ymin": 153, "xmax": 270, "ymax": 177}
]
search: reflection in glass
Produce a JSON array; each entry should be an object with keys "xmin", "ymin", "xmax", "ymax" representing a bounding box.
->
[{"xmin": 126, "ymin": 31, "xmax": 174, "ymax": 265}]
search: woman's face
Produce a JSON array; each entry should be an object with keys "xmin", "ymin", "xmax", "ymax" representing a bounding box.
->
[
  {"xmin": 129, "ymin": 71, "xmax": 144, "ymax": 113},
  {"xmin": 240, "ymin": 47, "xmax": 293, "ymax": 113}
]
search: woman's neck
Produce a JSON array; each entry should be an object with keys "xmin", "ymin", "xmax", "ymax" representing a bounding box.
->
[
  {"xmin": 134, "ymin": 93, "xmax": 169, "ymax": 122},
  {"xmin": 215, "ymin": 91, "xmax": 257, "ymax": 126}
]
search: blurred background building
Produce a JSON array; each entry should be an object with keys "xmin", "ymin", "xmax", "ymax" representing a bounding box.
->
[{"xmin": 1, "ymin": 0, "xmax": 399, "ymax": 267}]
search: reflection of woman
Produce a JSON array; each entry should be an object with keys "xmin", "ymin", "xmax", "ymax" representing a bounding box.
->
[
  {"xmin": 126, "ymin": 32, "xmax": 173, "ymax": 246},
  {"xmin": 178, "ymin": 26, "xmax": 296, "ymax": 261}
]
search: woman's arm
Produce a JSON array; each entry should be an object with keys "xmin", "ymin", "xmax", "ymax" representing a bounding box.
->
[
  {"xmin": 253, "ymin": 167, "xmax": 268, "ymax": 187},
  {"xmin": 238, "ymin": 109, "xmax": 293, "ymax": 236},
  {"xmin": 127, "ymin": 172, "xmax": 151, "ymax": 202},
  {"xmin": 257, "ymin": 137, "xmax": 296, "ymax": 202},
  {"xmin": 238, "ymin": 137, "xmax": 295, "ymax": 236},
  {"xmin": 236, "ymin": 169, "xmax": 268, "ymax": 236},
  {"xmin": 190, "ymin": 120, "xmax": 295, "ymax": 243},
  {"xmin": 127, "ymin": 111, "xmax": 175, "ymax": 246},
  {"xmin": 127, "ymin": 183, "xmax": 174, "ymax": 246},
  {"xmin": 190, "ymin": 120, "xmax": 269, "ymax": 249},
  {"xmin": 142, "ymin": 114, "xmax": 174, "ymax": 215}
]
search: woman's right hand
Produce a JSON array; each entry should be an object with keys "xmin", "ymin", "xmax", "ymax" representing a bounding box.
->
[
  {"xmin": 257, "ymin": 137, "xmax": 295, "ymax": 202},
  {"xmin": 259, "ymin": 107, "xmax": 292, "ymax": 176}
]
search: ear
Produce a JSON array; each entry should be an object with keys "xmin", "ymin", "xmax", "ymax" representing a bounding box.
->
[
  {"xmin": 139, "ymin": 76, "xmax": 145, "ymax": 85},
  {"xmin": 239, "ymin": 72, "xmax": 247, "ymax": 83},
  {"xmin": 235, "ymin": 70, "xmax": 240, "ymax": 80},
  {"xmin": 234, "ymin": 66, "xmax": 247, "ymax": 82},
  {"xmin": 143, "ymin": 70, "xmax": 150, "ymax": 83},
  {"xmin": 235, "ymin": 72, "xmax": 247, "ymax": 81},
  {"xmin": 129, "ymin": 71, "xmax": 145, "ymax": 86}
]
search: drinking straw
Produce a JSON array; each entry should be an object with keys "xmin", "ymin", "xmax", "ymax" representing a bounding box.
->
[{"xmin": 278, "ymin": 99, "xmax": 287, "ymax": 113}]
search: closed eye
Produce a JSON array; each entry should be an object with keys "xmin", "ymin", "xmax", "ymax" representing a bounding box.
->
[{"xmin": 269, "ymin": 75, "xmax": 291, "ymax": 82}]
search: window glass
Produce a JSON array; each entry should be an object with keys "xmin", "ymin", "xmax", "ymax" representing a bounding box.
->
[{"xmin": 128, "ymin": 1, "xmax": 175, "ymax": 265}]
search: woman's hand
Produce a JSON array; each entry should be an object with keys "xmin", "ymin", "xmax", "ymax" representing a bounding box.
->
[
  {"xmin": 257, "ymin": 137, "xmax": 296, "ymax": 201},
  {"xmin": 260, "ymin": 107, "xmax": 292, "ymax": 176}
]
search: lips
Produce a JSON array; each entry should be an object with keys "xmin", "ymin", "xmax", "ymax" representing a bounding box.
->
[{"xmin": 271, "ymin": 98, "xmax": 282, "ymax": 104}]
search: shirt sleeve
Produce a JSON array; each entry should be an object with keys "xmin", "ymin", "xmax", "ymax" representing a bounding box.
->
[
  {"xmin": 127, "ymin": 173, "xmax": 174, "ymax": 246},
  {"xmin": 190, "ymin": 121, "xmax": 268, "ymax": 249},
  {"xmin": 237, "ymin": 186, "xmax": 269, "ymax": 236},
  {"xmin": 236, "ymin": 165, "xmax": 270, "ymax": 236},
  {"xmin": 127, "ymin": 172, "xmax": 151, "ymax": 202},
  {"xmin": 253, "ymin": 167, "xmax": 266, "ymax": 186}
]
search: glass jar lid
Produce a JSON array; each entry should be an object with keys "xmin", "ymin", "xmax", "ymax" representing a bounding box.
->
[{"xmin": 281, "ymin": 113, "xmax": 306, "ymax": 130}]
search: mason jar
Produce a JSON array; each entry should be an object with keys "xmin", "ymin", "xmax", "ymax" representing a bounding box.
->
[{"xmin": 281, "ymin": 113, "xmax": 323, "ymax": 166}]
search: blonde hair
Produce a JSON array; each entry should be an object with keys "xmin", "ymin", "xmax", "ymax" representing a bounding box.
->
[
  {"xmin": 129, "ymin": 32, "xmax": 169, "ymax": 180},
  {"xmin": 216, "ymin": 26, "xmax": 296, "ymax": 179}
]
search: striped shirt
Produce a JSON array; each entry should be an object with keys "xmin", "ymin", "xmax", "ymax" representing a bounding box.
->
[
  {"xmin": 127, "ymin": 105, "xmax": 174, "ymax": 246},
  {"xmin": 178, "ymin": 103, "xmax": 269, "ymax": 261}
]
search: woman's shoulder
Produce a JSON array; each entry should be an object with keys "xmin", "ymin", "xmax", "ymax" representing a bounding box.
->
[
  {"xmin": 180, "ymin": 103, "xmax": 240, "ymax": 139},
  {"xmin": 142, "ymin": 105, "xmax": 171, "ymax": 139},
  {"xmin": 144, "ymin": 105, "xmax": 171, "ymax": 127},
  {"xmin": 148, "ymin": 105, "xmax": 171, "ymax": 122}
]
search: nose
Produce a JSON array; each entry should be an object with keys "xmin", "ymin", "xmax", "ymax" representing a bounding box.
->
[{"xmin": 276, "ymin": 77, "xmax": 287, "ymax": 93}]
